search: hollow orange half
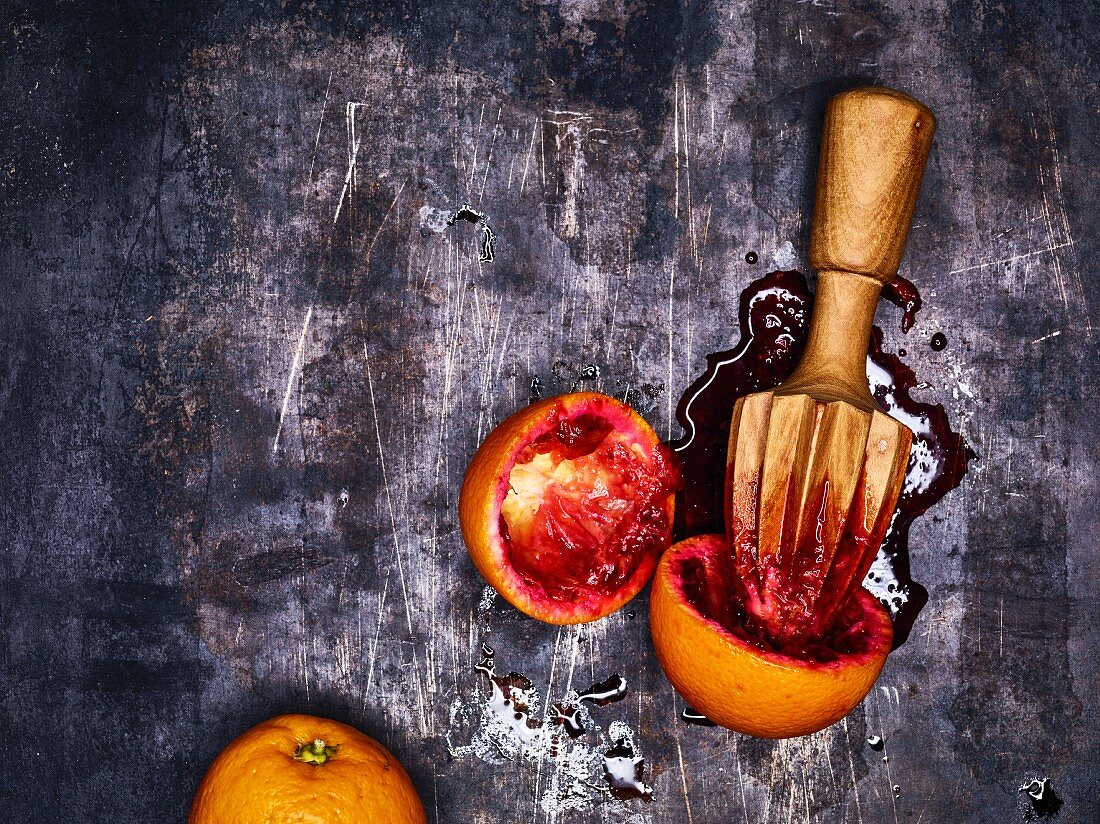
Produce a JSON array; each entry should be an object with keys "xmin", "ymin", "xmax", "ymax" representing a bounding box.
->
[
  {"xmin": 650, "ymin": 534, "xmax": 892, "ymax": 738},
  {"xmin": 459, "ymin": 392, "xmax": 678, "ymax": 624}
]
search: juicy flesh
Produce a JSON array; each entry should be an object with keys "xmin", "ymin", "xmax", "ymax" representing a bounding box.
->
[
  {"xmin": 678, "ymin": 538, "xmax": 882, "ymax": 661},
  {"xmin": 731, "ymin": 475, "xmax": 889, "ymax": 648},
  {"xmin": 501, "ymin": 413, "xmax": 676, "ymax": 604}
]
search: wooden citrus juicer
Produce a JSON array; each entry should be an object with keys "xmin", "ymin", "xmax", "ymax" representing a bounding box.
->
[{"xmin": 726, "ymin": 87, "xmax": 936, "ymax": 647}]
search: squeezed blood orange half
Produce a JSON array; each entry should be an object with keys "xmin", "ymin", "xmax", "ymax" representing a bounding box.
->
[
  {"xmin": 650, "ymin": 534, "xmax": 892, "ymax": 738},
  {"xmin": 459, "ymin": 392, "xmax": 679, "ymax": 624}
]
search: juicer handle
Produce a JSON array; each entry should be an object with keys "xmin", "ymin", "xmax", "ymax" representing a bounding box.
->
[{"xmin": 809, "ymin": 87, "xmax": 935, "ymax": 284}]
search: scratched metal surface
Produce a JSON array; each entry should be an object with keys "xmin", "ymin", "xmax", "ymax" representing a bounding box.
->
[{"xmin": 1, "ymin": 1, "xmax": 1098, "ymax": 821}]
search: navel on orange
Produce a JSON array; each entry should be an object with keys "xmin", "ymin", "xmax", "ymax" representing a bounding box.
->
[
  {"xmin": 189, "ymin": 714, "xmax": 426, "ymax": 824},
  {"xmin": 459, "ymin": 392, "xmax": 678, "ymax": 624},
  {"xmin": 650, "ymin": 535, "xmax": 892, "ymax": 738}
]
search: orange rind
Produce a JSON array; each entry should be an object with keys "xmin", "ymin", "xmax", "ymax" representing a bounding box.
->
[{"xmin": 650, "ymin": 534, "xmax": 892, "ymax": 738}]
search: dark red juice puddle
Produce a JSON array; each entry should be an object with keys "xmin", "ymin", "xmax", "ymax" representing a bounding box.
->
[
  {"xmin": 578, "ymin": 674, "xmax": 627, "ymax": 706},
  {"xmin": 602, "ymin": 738, "xmax": 653, "ymax": 802},
  {"xmin": 672, "ymin": 270, "xmax": 809, "ymax": 537},
  {"xmin": 671, "ymin": 270, "xmax": 974, "ymax": 646},
  {"xmin": 864, "ymin": 326, "xmax": 976, "ymax": 641}
]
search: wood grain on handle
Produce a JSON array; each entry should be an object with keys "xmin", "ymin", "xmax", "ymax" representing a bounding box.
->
[
  {"xmin": 809, "ymin": 87, "xmax": 935, "ymax": 284},
  {"xmin": 779, "ymin": 87, "xmax": 935, "ymax": 411}
]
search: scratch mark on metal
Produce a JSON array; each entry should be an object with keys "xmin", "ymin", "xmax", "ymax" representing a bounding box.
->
[
  {"xmin": 675, "ymin": 737, "xmax": 696, "ymax": 824},
  {"xmin": 365, "ymin": 176, "xmax": 409, "ymax": 263},
  {"xmin": 1030, "ymin": 329, "xmax": 1062, "ymax": 344},
  {"xmin": 945, "ymin": 241, "xmax": 1076, "ymax": 275},
  {"xmin": 272, "ymin": 304, "xmax": 314, "ymax": 454},
  {"xmin": 841, "ymin": 717, "xmax": 865, "ymax": 824},
  {"xmin": 364, "ymin": 345, "xmax": 415, "ymax": 637},
  {"xmin": 520, "ymin": 115, "xmax": 540, "ymax": 192},
  {"xmin": 333, "ymin": 101, "xmax": 367, "ymax": 226}
]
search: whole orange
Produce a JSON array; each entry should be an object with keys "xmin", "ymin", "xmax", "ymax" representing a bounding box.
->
[{"xmin": 189, "ymin": 714, "xmax": 427, "ymax": 824}]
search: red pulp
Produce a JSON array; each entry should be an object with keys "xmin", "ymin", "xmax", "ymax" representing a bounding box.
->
[{"xmin": 501, "ymin": 412, "xmax": 679, "ymax": 604}]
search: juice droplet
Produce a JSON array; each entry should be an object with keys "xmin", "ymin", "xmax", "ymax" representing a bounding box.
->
[
  {"xmin": 867, "ymin": 734, "xmax": 885, "ymax": 751},
  {"xmin": 603, "ymin": 738, "xmax": 653, "ymax": 802},
  {"xmin": 1018, "ymin": 778, "xmax": 1063, "ymax": 818},
  {"xmin": 882, "ymin": 275, "xmax": 922, "ymax": 333},
  {"xmin": 457, "ymin": 652, "xmax": 656, "ymax": 809},
  {"xmin": 474, "ymin": 651, "xmax": 495, "ymax": 679},
  {"xmin": 445, "ymin": 203, "xmax": 495, "ymax": 262},
  {"xmin": 930, "ymin": 332, "xmax": 948, "ymax": 351},
  {"xmin": 681, "ymin": 707, "xmax": 717, "ymax": 726},
  {"xmin": 578, "ymin": 674, "xmax": 627, "ymax": 706},
  {"xmin": 446, "ymin": 203, "xmax": 485, "ymax": 225},
  {"xmin": 745, "ymin": 251, "xmax": 758, "ymax": 264}
]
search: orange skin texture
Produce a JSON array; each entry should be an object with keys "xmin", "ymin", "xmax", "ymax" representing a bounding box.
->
[
  {"xmin": 650, "ymin": 535, "xmax": 892, "ymax": 738},
  {"xmin": 189, "ymin": 714, "xmax": 427, "ymax": 824},
  {"xmin": 459, "ymin": 392, "xmax": 673, "ymax": 624}
]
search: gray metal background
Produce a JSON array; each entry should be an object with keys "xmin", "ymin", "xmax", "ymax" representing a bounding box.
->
[{"xmin": 1, "ymin": 1, "xmax": 1096, "ymax": 820}]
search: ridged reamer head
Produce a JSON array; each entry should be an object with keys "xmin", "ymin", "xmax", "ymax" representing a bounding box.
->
[{"xmin": 725, "ymin": 390, "xmax": 911, "ymax": 646}]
